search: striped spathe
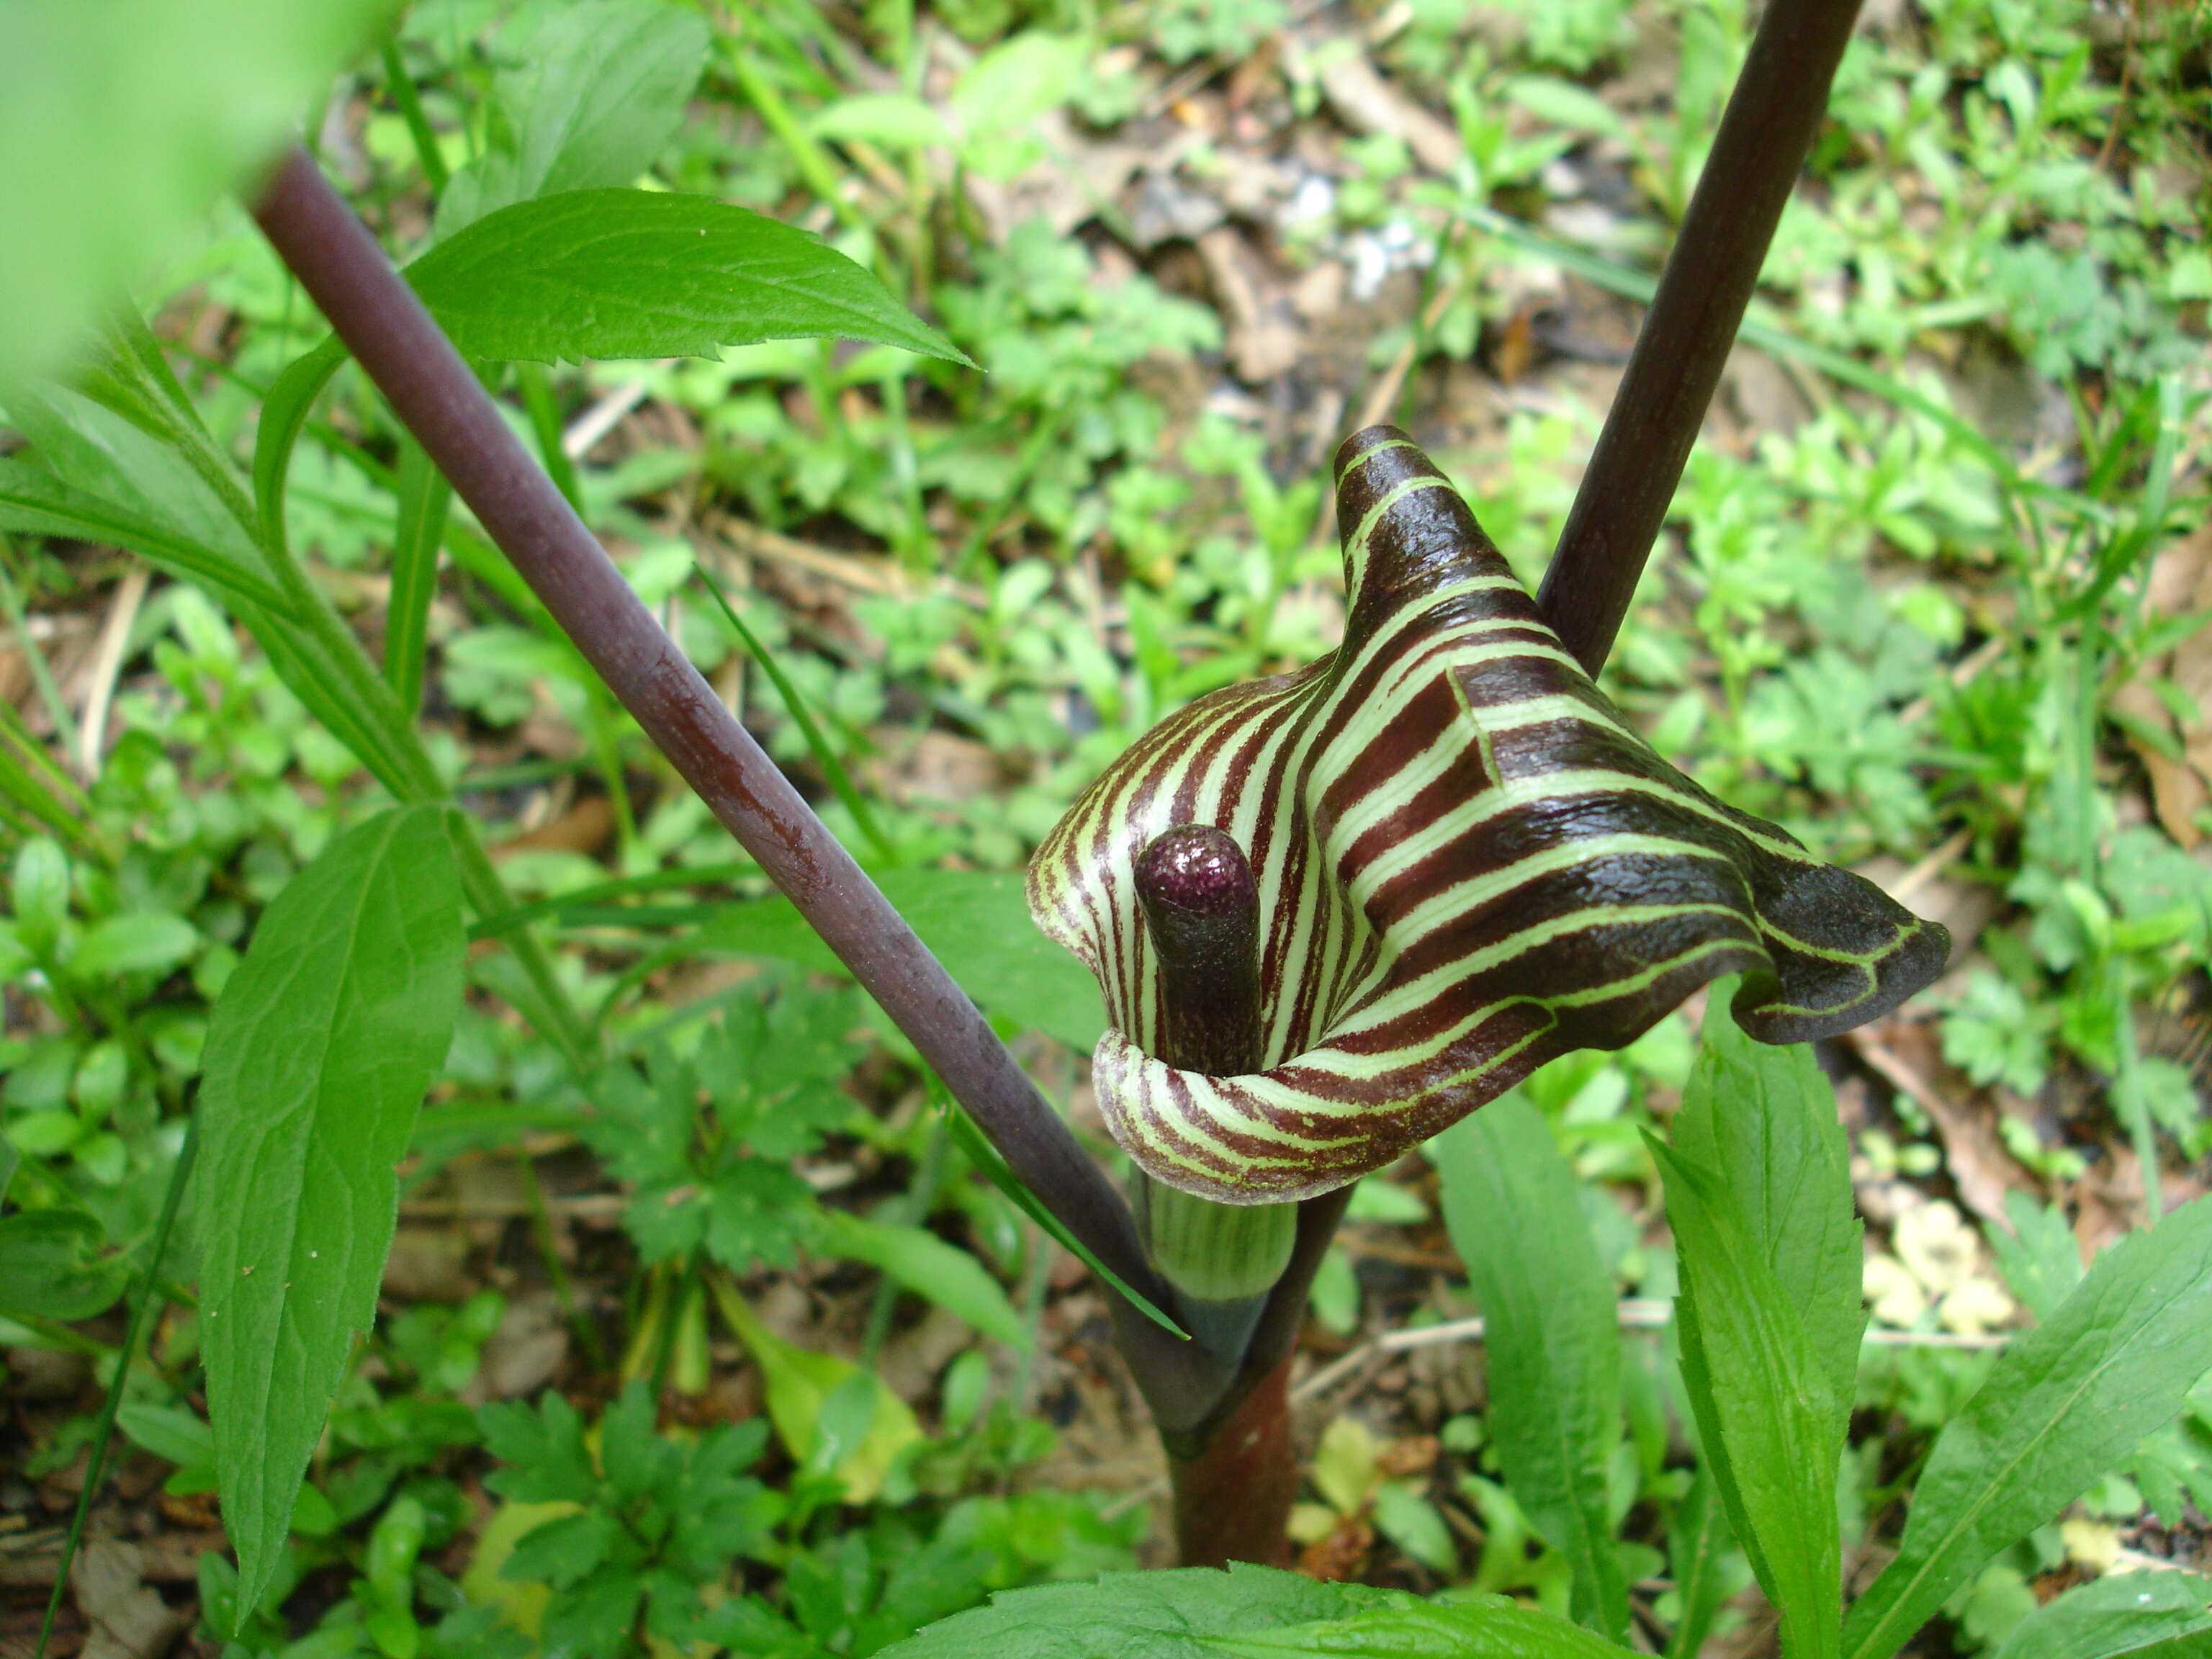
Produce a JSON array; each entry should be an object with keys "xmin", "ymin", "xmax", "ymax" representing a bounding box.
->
[{"xmin": 1028, "ymin": 426, "xmax": 1950, "ymax": 1204}]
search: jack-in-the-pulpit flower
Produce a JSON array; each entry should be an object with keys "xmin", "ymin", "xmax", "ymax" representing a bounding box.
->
[{"xmin": 1030, "ymin": 427, "xmax": 1950, "ymax": 1205}]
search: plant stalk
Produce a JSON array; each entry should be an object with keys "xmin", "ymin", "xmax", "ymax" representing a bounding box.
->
[
  {"xmin": 1127, "ymin": 824, "xmax": 1306, "ymax": 1565},
  {"xmin": 247, "ymin": 145, "xmax": 1164, "ymax": 1314},
  {"xmin": 1537, "ymin": 0, "xmax": 1866, "ymax": 673}
]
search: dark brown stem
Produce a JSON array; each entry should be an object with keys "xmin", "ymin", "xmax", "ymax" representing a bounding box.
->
[
  {"xmin": 247, "ymin": 146, "xmax": 1164, "ymax": 1313},
  {"xmin": 1168, "ymin": 1352, "xmax": 1298, "ymax": 1570},
  {"xmin": 1537, "ymin": 0, "xmax": 1866, "ymax": 674}
]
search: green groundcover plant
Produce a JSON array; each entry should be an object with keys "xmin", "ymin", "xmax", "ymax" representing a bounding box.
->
[{"xmin": 2, "ymin": 2, "xmax": 2209, "ymax": 1658}]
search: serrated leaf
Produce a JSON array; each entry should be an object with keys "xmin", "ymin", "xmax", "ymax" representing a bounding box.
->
[
  {"xmin": 1202, "ymin": 1596, "xmax": 1631, "ymax": 1658},
  {"xmin": 481, "ymin": 1390, "xmax": 600, "ymax": 1506},
  {"xmin": 435, "ymin": 0, "xmax": 709, "ymax": 237},
  {"xmin": 812, "ymin": 1208, "xmax": 1028, "ymax": 1349},
  {"xmin": 1987, "ymin": 1191, "xmax": 2086, "ymax": 1324},
  {"xmin": 871, "ymin": 1566, "xmax": 1404, "ymax": 1659},
  {"xmin": 1988, "ymin": 1570, "xmax": 2212, "ymax": 1659},
  {"xmin": 1843, "ymin": 1195, "xmax": 2212, "ymax": 1659},
  {"xmin": 197, "ymin": 804, "xmax": 466, "ymax": 1624},
  {"xmin": 0, "ymin": 0, "xmax": 395, "ymax": 386},
  {"xmin": 403, "ymin": 189, "xmax": 971, "ymax": 367},
  {"xmin": 1433, "ymin": 1096, "xmax": 1627, "ymax": 1641},
  {"xmin": 502, "ymin": 1509, "xmax": 625, "ymax": 1590},
  {"xmin": 703, "ymin": 866, "xmax": 1103, "ymax": 1051}
]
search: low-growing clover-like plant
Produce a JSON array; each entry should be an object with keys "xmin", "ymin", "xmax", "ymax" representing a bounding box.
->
[{"xmin": 1030, "ymin": 426, "xmax": 1950, "ymax": 1206}]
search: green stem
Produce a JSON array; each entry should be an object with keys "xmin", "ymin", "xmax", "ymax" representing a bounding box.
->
[
  {"xmin": 515, "ymin": 1148, "xmax": 606, "ymax": 1369},
  {"xmin": 863, "ymin": 1111, "xmax": 952, "ymax": 1359},
  {"xmin": 101, "ymin": 313, "xmax": 598, "ymax": 1075}
]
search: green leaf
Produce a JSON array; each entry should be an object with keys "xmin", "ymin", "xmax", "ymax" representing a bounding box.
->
[
  {"xmin": 0, "ymin": 459, "xmax": 294, "ymax": 616},
  {"xmin": 1432, "ymin": 1096, "xmax": 1628, "ymax": 1642},
  {"xmin": 0, "ymin": 1136, "xmax": 17, "ymax": 1205},
  {"xmin": 68, "ymin": 910, "xmax": 198, "ymax": 979},
  {"xmin": 401, "ymin": 189, "xmax": 971, "ymax": 367},
  {"xmin": 1370, "ymin": 1483, "xmax": 1458, "ymax": 1577},
  {"xmin": 811, "ymin": 1208, "xmax": 1028, "ymax": 1349},
  {"xmin": 1988, "ymin": 1571, "xmax": 2212, "ymax": 1659},
  {"xmin": 1843, "ymin": 1195, "xmax": 2212, "ymax": 1659},
  {"xmin": 196, "ymin": 804, "xmax": 466, "ymax": 1624},
  {"xmin": 249, "ymin": 336, "xmax": 348, "ymax": 554},
  {"xmin": 0, "ymin": 1208, "xmax": 130, "ymax": 1319},
  {"xmin": 1653, "ymin": 1147, "xmax": 1846, "ymax": 1659},
  {"xmin": 809, "ymin": 93, "xmax": 952, "ymax": 150},
  {"xmin": 1652, "ymin": 1009, "xmax": 1860, "ymax": 1659},
  {"xmin": 871, "ymin": 1565, "xmax": 1403, "ymax": 1659},
  {"xmin": 701, "ymin": 867, "xmax": 1105, "ymax": 1051},
  {"xmin": 116, "ymin": 1402, "xmax": 215, "ymax": 1470},
  {"xmin": 480, "ymin": 1390, "xmax": 599, "ymax": 1506},
  {"xmin": 1202, "ymin": 1596, "xmax": 1632, "ymax": 1658},
  {"xmin": 0, "ymin": 0, "xmax": 395, "ymax": 386},
  {"xmin": 0, "ymin": 372, "xmax": 295, "ymax": 612},
  {"xmin": 433, "ymin": 0, "xmax": 711, "ymax": 238},
  {"xmin": 1672, "ymin": 1011, "xmax": 1865, "ymax": 1406},
  {"xmin": 709, "ymin": 1277, "xmax": 920, "ymax": 1506},
  {"xmin": 1503, "ymin": 77, "xmax": 1629, "ymax": 140}
]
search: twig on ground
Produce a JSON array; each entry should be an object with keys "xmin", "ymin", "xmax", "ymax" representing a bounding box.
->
[
  {"xmin": 74, "ymin": 562, "xmax": 148, "ymax": 781},
  {"xmin": 562, "ymin": 375, "xmax": 657, "ymax": 459},
  {"xmin": 1291, "ymin": 1300, "xmax": 2013, "ymax": 1407},
  {"xmin": 1889, "ymin": 825, "xmax": 1974, "ymax": 907}
]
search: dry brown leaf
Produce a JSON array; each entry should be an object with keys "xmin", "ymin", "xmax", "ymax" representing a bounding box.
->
[
  {"xmin": 1848, "ymin": 1021, "xmax": 2038, "ymax": 1227},
  {"xmin": 1309, "ymin": 44, "xmax": 1460, "ymax": 172},
  {"xmin": 2118, "ymin": 524, "xmax": 2212, "ymax": 846},
  {"xmin": 1195, "ymin": 227, "xmax": 1305, "ymax": 384},
  {"xmin": 473, "ymin": 1293, "xmax": 570, "ymax": 1402},
  {"xmin": 71, "ymin": 1542, "xmax": 184, "ymax": 1659},
  {"xmin": 1295, "ymin": 1514, "xmax": 1375, "ymax": 1582}
]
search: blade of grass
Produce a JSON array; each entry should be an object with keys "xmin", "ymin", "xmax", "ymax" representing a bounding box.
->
[
  {"xmin": 33, "ymin": 1120, "xmax": 197, "ymax": 1659},
  {"xmin": 385, "ymin": 434, "xmax": 450, "ymax": 718},
  {"xmin": 469, "ymin": 859, "xmax": 757, "ymax": 940},
  {"xmin": 942, "ymin": 1100, "xmax": 1188, "ymax": 1341},
  {"xmin": 694, "ymin": 558, "xmax": 898, "ymax": 866},
  {"xmin": 0, "ymin": 534, "xmax": 81, "ymax": 758},
  {"xmin": 378, "ymin": 35, "xmax": 449, "ymax": 194},
  {"xmin": 0, "ymin": 699, "xmax": 102, "ymax": 860}
]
